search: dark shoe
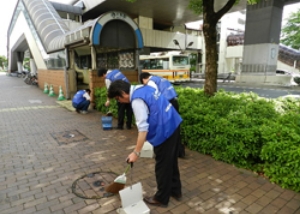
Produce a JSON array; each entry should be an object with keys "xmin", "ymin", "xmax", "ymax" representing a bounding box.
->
[
  {"xmin": 75, "ymin": 109, "xmax": 80, "ymax": 114},
  {"xmin": 143, "ymin": 196, "xmax": 168, "ymax": 207},
  {"xmin": 126, "ymin": 126, "xmax": 132, "ymax": 130},
  {"xmin": 171, "ymin": 193, "xmax": 182, "ymax": 201},
  {"xmin": 116, "ymin": 126, "xmax": 124, "ymax": 130}
]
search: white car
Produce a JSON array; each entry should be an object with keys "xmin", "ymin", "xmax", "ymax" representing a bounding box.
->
[
  {"xmin": 276, "ymin": 69, "xmax": 292, "ymax": 76},
  {"xmin": 280, "ymin": 94, "xmax": 300, "ymax": 100},
  {"xmin": 276, "ymin": 69, "xmax": 300, "ymax": 86}
]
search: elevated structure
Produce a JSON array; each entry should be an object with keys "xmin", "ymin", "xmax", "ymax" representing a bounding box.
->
[{"xmin": 7, "ymin": 0, "xmax": 300, "ymax": 98}]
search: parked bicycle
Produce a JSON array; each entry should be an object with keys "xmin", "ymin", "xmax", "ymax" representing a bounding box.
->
[
  {"xmin": 18, "ymin": 70, "xmax": 29, "ymax": 78},
  {"xmin": 24, "ymin": 72, "xmax": 38, "ymax": 86}
]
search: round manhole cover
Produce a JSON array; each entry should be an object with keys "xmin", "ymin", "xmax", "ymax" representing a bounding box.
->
[
  {"xmin": 72, "ymin": 171, "xmax": 119, "ymax": 199},
  {"xmin": 63, "ymin": 133, "xmax": 75, "ymax": 138}
]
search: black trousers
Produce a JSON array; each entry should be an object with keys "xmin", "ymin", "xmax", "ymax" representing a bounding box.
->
[
  {"xmin": 169, "ymin": 98, "xmax": 179, "ymax": 112},
  {"xmin": 117, "ymin": 102, "xmax": 133, "ymax": 128},
  {"xmin": 153, "ymin": 126, "xmax": 182, "ymax": 205},
  {"xmin": 169, "ymin": 98, "xmax": 185, "ymax": 158}
]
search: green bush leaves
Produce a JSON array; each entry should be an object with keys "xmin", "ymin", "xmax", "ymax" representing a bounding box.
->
[{"xmin": 177, "ymin": 87, "xmax": 300, "ymax": 192}]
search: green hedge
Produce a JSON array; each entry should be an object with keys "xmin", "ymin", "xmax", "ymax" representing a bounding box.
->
[
  {"xmin": 94, "ymin": 86, "xmax": 300, "ymax": 192},
  {"xmin": 94, "ymin": 87, "xmax": 118, "ymax": 116}
]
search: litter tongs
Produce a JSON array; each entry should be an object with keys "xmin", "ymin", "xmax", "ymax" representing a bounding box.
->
[
  {"xmin": 113, "ymin": 162, "xmax": 133, "ymax": 185},
  {"xmin": 106, "ymin": 106, "xmax": 113, "ymax": 116}
]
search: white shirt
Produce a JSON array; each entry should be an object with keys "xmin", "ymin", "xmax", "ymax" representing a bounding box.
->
[
  {"xmin": 83, "ymin": 91, "xmax": 91, "ymax": 100},
  {"xmin": 105, "ymin": 69, "xmax": 113, "ymax": 89},
  {"xmin": 130, "ymin": 85, "xmax": 149, "ymax": 132},
  {"xmin": 147, "ymin": 77, "xmax": 159, "ymax": 92}
]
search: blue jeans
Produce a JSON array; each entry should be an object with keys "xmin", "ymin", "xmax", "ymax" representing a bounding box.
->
[{"xmin": 72, "ymin": 100, "xmax": 90, "ymax": 111}]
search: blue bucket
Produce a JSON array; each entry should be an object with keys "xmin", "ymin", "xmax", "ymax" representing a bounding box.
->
[{"xmin": 101, "ymin": 116, "xmax": 113, "ymax": 130}]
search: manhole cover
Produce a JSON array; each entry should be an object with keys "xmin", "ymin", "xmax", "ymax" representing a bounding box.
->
[
  {"xmin": 50, "ymin": 130, "xmax": 88, "ymax": 145},
  {"xmin": 63, "ymin": 133, "xmax": 75, "ymax": 138},
  {"xmin": 72, "ymin": 171, "xmax": 119, "ymax": 199}
]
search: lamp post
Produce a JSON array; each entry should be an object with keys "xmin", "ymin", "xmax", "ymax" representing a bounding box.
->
[{"xmin": 173, "ymin": 39, "xmax": 193, "ymax": 53}]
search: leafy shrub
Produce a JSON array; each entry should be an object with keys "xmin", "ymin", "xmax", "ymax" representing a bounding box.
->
[
  {"xmin": 178, "ymin": 86, "xmax": 300, "ymax": 192},
  {"xmin": 260, "ymin": 111, "xmax": 300, "ymax": 192},
  {"xmin": 94, "ymin": 87, "xmax": 118, "ymax": 116},
  {"xmin": 178, "ymin": 88, "xmax": 279, "ymax": 169},
  {"xmin": 293, "ymin": 77, "xmax": 300, "ymax": 85}
]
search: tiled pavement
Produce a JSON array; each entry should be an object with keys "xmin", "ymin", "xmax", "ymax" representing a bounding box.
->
[{"xmin": 0, "ymin": 72, "xmax": 300, "ymax": 214}]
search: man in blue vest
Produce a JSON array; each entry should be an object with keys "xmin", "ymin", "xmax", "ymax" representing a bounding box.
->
[
  {"xmin": 139, "ymin": 72, "xmax": 179, "ymax": 112},
  {"xmin": 72, "ymin": 89, "xmax": 91, "ymax": 114},
  {"xmin": 98, "ymin": 68, "xmax": 133, "ymax": 129},
  {"xmin": 139, "ymin": 72, "xmax": 185, "ymax": 158},
  {"xmin": 107, "ymin": 80, "xmax": 182, "ymax": 207}
]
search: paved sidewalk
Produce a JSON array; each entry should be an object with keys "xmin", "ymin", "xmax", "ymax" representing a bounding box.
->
[{"xmin": 0, "ymin": 73, "xmax": 299, "ymax": 214}]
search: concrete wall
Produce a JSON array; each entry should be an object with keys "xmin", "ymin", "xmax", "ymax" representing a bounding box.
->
[
  {"xmin": 236, "ymin": 74, "xmax": 294, "ymax": 86},
  {"xmin": 277, "ymin": 61, "xmax": 300, "ymax": 74},
  {"xmin": 226, "ymin": 46, "xmax": 244, "ymax": 58},
  {"xmin": 140, "ymin": 28, "xmax": 202, "ymax": 50},
  {"xmin": 134, "ymin": 16, "xmax": 153, "ymax": 29}
]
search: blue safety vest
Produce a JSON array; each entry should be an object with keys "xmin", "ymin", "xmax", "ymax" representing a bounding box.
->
[
  {"xmin": 131, "ymin": 86, "xmax": 182, "ymax": 146},
  {"xmin": 150, "ymin": 76, "xmax": 177, "ymax": 100},
  {"xmin": 72, "ymin": 90, "xmax": 85, "ymax": 104},
  {"xmin": 106, "ymin": 69, "xmax": 129, "ymax": 83}
]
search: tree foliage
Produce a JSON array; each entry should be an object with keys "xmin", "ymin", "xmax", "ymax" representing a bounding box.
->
[
  {"xmin": 281, "ymin": 9, "xmax": 300, "ymax": 50},
  {"xmin": 23, "ymin": 58, "xmax": 31, "ymax": 71},
  {"xmin": 0, "ymin": 55, "xmax": 7, "ymax": 71},
  {"xmin": 188, "ymin": 0, "xmax": 260, "ymax": 96}
]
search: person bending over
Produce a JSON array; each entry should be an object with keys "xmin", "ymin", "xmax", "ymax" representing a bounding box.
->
[
  {"xmin": 139, "ymin": 72, "xmax": 179, "ymax": 112},
  {"xmin": 107, "ymin": 80, "xmax": 182, "ymax": 207},
  {"xmin": 139, "ymin": 72, "xmax": 186, "ymax": 158}
]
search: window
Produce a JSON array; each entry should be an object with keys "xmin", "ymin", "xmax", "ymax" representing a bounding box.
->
[{"xmin": 173, "ymin": 56, "xmax": 189, "ymax": 66}]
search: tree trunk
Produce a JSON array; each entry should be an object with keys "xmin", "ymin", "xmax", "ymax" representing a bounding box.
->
[{"xmin": 203, "ymin": 0, "xmax": 218, "ymax": 96}]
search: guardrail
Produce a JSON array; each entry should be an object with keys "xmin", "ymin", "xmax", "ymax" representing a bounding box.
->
[{"xmin": 142, "ymin": 69, "xmax": 190, "ymax": 82}]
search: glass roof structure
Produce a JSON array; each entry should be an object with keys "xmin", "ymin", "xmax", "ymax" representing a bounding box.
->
[{"xmin": 23, "ymin": 0, "xmax": 70, "ymax": 53}]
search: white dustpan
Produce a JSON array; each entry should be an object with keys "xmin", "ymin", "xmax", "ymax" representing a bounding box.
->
[
  {"xmin": 114, "ymin": 163, "xmax": 132, "ymax": 184},
  {"xmin": 118, "ymin": 182, "xmax": 150, "ymax": 214},
  {"xmin": 114, "ymin": 172, "xmax": 127, "ymax": 184}
]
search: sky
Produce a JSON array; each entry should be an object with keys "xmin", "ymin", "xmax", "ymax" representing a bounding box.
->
[{"xmin": 1, "ymin": 1, "xmax": 300, "ymax": 57}]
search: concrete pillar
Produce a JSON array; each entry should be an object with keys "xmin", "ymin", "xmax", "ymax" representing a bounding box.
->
[
  {"xmin": 134, "ymin": 16, "xmax": 153, "ymax": 29},
  {"xmin": 30, "ymin": 59, "xmax": 37, "ymax": 74},
  {"xmin": 91, "ymin": 46, "xmax": 96, "ymax": 70},
  {"xmin": 242, "ymin": 0, "xmax": 284, "ymax": 76},
  {"xmin": 218, "ymin": 15, "xmax": 230, "ymax": 74},
  {"xmin": 17, "ymin": 52, "xmax": 24, "ymax": 72},
  {"xmin": 197, "ymin": 50, "xmax": 202, "ymax": 73},
  {"xmin": 201, "ymin": 32, "xmax": 206, "ymax": 73},
  {"xmin": 17, "ymin": 62, "xmax": 23, "ymax": 72}
]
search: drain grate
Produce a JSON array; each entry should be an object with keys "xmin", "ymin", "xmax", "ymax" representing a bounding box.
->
[
  {"xmin": 50, "ymin": 130, "xmax": 89, "ymax": 145},
  {"xmin": 72, "ymin": 171, "xmax": 119, "ymax": 199}
]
